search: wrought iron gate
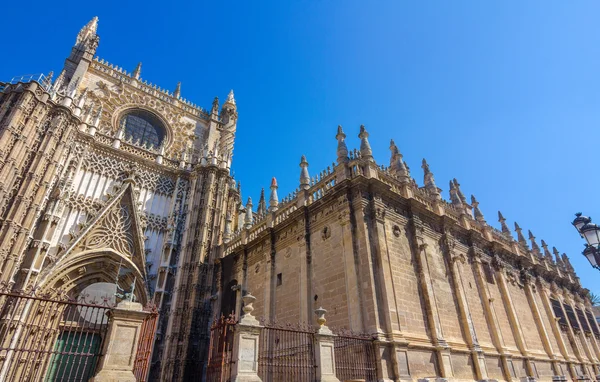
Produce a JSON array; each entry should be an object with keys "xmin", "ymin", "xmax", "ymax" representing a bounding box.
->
[
  {"xmin": 206, "ymin": 314, "xmax": 237, "ymax": 382},
  {"xmin": 133, "ymin": 305, "xmax": 159, "ymax": 382},
  {"xmin": 0, "ymin": 287, "xmax": 114, "ymax": 381},
  {"xmin": 332, "ymin": 329, "xmax": 377, "ymax": 382}
]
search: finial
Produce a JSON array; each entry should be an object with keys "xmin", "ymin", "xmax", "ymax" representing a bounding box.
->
[
  {"xmin": 75, "ymin": 16, "xmax": 99, "ymax": 47},
  {"xmin": 336, "ymin": 125, "xmax": 349, "ymax": 164},
  {"xmin": 389, "ymin": 140, "xmax": 410, "ymax": 182},
  {"xmin": 244, "ymin": 197, "xmax": 253, "ymax": 229},
  {"xmin": 299, "ymin": 155, "xmax": 310, "ymax": 190},
  {"xmin": 514, "ymin": 222, "xmax": 528, "ymax": 247},
  {"xmin": 92, "ymin": 106, "xmax": 103, "ymax": 127},
  {"xmin": 257, "ymin": 188, "xmax": 267, "ymax": 217},
  {"xmin": 498, "ymin": 211, "xmax": 511, "ymax": 234},
  {"xmin": 132, "ymin": 62, "xmax": 142, "ymax": 79},
  {"xmin": 174, "ymin": 82, "xmax": 181, "ymax": 98},
  {"xmin": 540, "ymin": 240, "xmax": 553, "ymax": 261},
  {"xmin": 471, "ymin": 195, "xmax": 485, "ymax": 222},
  {"xmin": 528, "ymin": 230, "xmax": 541, "ymax": 255},
  {"xmin": 269, "ymin": 177, "xmax": 279, "ymax": 212},
  {"xmin": 226, "ymin": 89, "xmax": 236, "ymax": 105},
  {"xmin": 421, "ymin": 159, "xmax": 440, "ymax": 199},
  {"xmin": 358, "ymin": 125, "xmax": 374, "ymax": 161}
]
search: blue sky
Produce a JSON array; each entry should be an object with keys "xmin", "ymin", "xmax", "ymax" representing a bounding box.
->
[{"xmin": 2, "ymin": 1, "xmax": 599, "ymax": 295}]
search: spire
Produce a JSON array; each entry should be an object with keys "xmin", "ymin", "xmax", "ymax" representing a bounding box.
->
[
  {"xmin": 132, "ymin": 62, "xmax": 142, "ymax": 79},
  {"xmin": 257, "ymin": 188, "xmax": 267, "ymax": 217},
  {"xmin": 553, "ymin": 247, "xmax": 565, "ymax": 268},
  {"xmin": 358, "ymin": 125, "xmax": 374, "ymax": 161},
  {"xmin": 269, "ymin": 177, "xmax": 279, "ymax": 212},
  {"xmin": 498, "ymin": 211, "xmax": 511, "ymax": 234},
  {"xmin": 92, "ymin": 105, "xmax": 103, "ymax": 127},
  {"xmin": 336, "ymin": 125, "xmax": 349, "ymax": 164},
  {"xmin": 541, "ymin": 240, "xmax": 554, "ymax": 262},
  {"xmin": 299, "ymin": 155, "xmax": 310, "ymax": 190},
  {"xmin": 225, "ymin": 89, "xmax": 236, "ymax": 105},
  {"xmin": 471, "ymin": 195, "xmax": 485, "ymax": 222},
  {"xmin": 421, "ymin": 159, "xmax": 440, "ymax": 199},
  {"xmin": 173, "ymin": 82, "xmax": 181, "ymax": 98},
  {"xmin": 389, "ymin": 140, "xmax": 410, "ymax": 183},
  {"xmin": 528, "ymin": 230, "xmax": 541, "ymax": 255},
  {"xmin": 244, "ymin": 197, "xmax": 253, "ymax": 229},
  {"xmin": 453, "ymin": 179, "xmax": 468, "ymax": 205},
  {"xmin": 514, "ymin": 222, "xmax": 528, "ymax": 247},
  {"xmin": 76, "ymin": 16, "xmax": 99, "ymax": 46}
]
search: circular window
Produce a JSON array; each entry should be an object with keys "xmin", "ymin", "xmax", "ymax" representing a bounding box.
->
[{"xmin": 120, "ymin": 110, "xmax": 165, "ymax": 150}]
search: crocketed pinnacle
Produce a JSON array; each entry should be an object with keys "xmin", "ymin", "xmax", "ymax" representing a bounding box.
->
[
  {"xmin": 453, "ymin": 179, "xmax": 468, "ymax": 205},
  {"xmin": 174, "ymin": 82, "xmax": 181, "ymax": 98},
  {"xmin": 471, "ymin": 195, "xmax": 485, "ymax": 222},
  {"xmin": 498, "ymin": 211, "xmax": 511, "ymax": 234},
  {"xmin": 540, "ymin": 240, "xmax": 554, "ymax": 262},
  {"xmin": 358, "ymin": 125, "xmax": 374, "ymax": 161},
  {"xmin": 553, "ymin": 247, "xmax": 565, "ymax": 268},
  {"xmin": 449, "ymin": 181, "xmax": 462, "ymax": 206},
  {"xmin": 132, "ymin": 62, "xmax": 142, "ymax": 79},
  {"xmin": 225, "ymin": 89, "xmax": 236, "ymax": 105},
  {"xmin": 389, "ymin": 140, "xmax": 410, "ymax": 183},
  {"xmin": 528, "ymin": 230, "xmax": 541, "ymax": 255},
  {"xmin": 514, "ymin": 222, "xmax": 528, "ymax": 247},
  {"xmin": 299, "ymin": 155, "xmax": 310, "ymax": 190},
  {"xmin": 335, "ymin": 125, "xmax": 349, "ymax": 164},
  {"xmin": 244, "ymin": 197, "xmax": 253, "ymax": 228},
  {"xmin": 269, "ymin": 177, "xmax": 279, "ymax": 212},
  {"xmin": 257, "ymin": 188, "xmax": 267, "ymax": 217},
  {"xmin": 421, "ymin": 159, "xmax": 440, "ymax": 199},
  {"xmin": 211, "ymin": 96, "xmax": 219, "ymax": 115},
  {"xmin": 76, "ymin": 16, "xmax": 99, "ymax": 45},
  {"xmin": 561, "ymin": 253, "xmax": 574, "ymax": 273}
]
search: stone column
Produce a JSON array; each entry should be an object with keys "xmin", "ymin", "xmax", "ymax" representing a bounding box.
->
[
  {"xmin": 90, "ymin": 301, "xmax": 150, "ymax": 382},
  {"xmin": 230, "ymin": 294, "xmax": 263, "ymax": 382},
  {"xmin": 314, "ymin": 307, "xmax": 341, "ymax": 382}
]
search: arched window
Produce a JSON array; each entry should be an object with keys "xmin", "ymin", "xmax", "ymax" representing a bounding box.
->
[{"xmin": 120, "ymin": 110, "xmax": 165, "ymax": 150}]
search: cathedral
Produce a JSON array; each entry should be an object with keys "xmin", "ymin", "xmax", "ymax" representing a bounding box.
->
[{"xmin": 0, "ymin": 17, "xmax": 598, "ymax": 382}]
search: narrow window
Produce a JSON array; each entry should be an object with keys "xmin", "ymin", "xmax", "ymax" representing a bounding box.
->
[
  {"xmin": 550, "ymin": 298, "xmax": 568, "ymax": 328},
  {"xmin": 276, "ymin": 273, "xmax": 282, "ymax": 286},
  {"xmin": 585, "ymin": 310, "xmax": 600, "ymax": 336},
  {"xmin": 563, "ymin": 304, "xmax": 580, "ymax": 331},
  {"xmin": 576, "ymin": 308, "xmax": 591, "ymax": 334}
]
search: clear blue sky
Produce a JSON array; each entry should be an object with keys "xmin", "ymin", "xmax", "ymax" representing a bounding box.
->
[{"xmin": 2, "ymin": 1, "xmax": 599, "ymax": 295}]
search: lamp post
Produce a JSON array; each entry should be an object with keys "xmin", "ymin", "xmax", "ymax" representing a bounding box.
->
[{"xmin": 572, "ymin": 212, "xmax": 600, "ymax": 270}]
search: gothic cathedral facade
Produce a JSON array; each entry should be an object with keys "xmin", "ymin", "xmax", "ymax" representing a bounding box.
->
[{"xmin": 0, "ymin": 17, "xmax": 599, "ymax": 382}]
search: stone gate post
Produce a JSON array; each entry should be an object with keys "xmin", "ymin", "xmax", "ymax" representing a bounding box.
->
[
  {"xmin": 230, "ymin": 294, "xmax": 263, "ymax": 382},
  {"xmin": 314, "ymin": 307, "xmax": 341, "ymax": 382},
  {"xmin": 90, "ymin": 300, "xmax": 150, "ymax": 382}
]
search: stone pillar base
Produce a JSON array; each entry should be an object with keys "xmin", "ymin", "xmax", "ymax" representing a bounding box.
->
[{"xmin": 89, "ymin": 370, "xmax": 136, "ymax": 382}]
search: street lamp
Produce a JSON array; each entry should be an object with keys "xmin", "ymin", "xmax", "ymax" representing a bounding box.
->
[{"xmin": 572, "ymin": 212, "xmax": 600, "ymax": 270}]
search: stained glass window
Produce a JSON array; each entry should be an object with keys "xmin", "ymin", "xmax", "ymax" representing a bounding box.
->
[{"xmin": 120, "ymin": 110, "xmax": 165, "ymax": 150}]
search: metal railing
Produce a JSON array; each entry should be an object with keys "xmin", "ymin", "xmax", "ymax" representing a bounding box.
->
[
  {"xmin": 257, "ymin": 320, "xmax": 317, "ymax": 382},
  {"xmin": 332, "ymin": 328, "xmax": 378, "ymax": 382}
]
